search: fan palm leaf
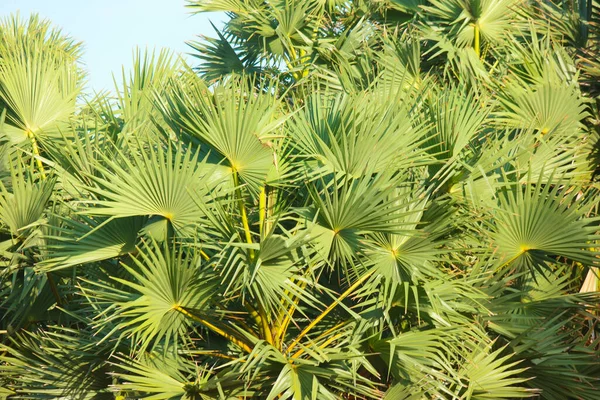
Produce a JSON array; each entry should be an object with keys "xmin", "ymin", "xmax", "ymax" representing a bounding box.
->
[
  {"xmin": 491, "ymin": 172, "xmax": 600, "ymax": 276},
  {"xmin": 0, "ymin": 14, "xmax": 83, "ymax": 145},
  {"xmin": 81, "ymin": 241, "xmax": 222, "ymax": 353},
  {"xmin": 157, "ymin": 75, "xmax": 284, "ymax": 194},
  {"xmin": 83, "ymin": 144, "xmax": 210, "ymax": 236}
]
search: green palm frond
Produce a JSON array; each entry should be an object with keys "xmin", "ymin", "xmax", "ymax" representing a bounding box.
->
[
  {"xmin": 512, "ymin": 126, "xmax": 595, "ymax": 184},
  {"xmin": 186, "ymin": 0, "xmax": 257, "ymax": 14},
  {"xmin": 372, "ymin": 328, "xmax": 452, "ymax": 384},
  {"xmin": 265, "ymin": 359, "xmax": 380, "ymax": 400},
  {"xmin": 375, "ymin": 32, "xmax": 422, "ymax": 89},
  {"xmin": 423, "ymin": 86, "xmax": 489, "ymax": 161},
  {"xmin": 485, "ymin": 267, "xmax": 596, "ymax": 337},
  {"xmin": 0, "ymin": 14, "xmax": 83, "ymax": 145},
  {"xmin": 39, "ymin": 216, "xmax": 144, "ymax": 272},
  {"xmin": 500, "ymin": 28, "xmax": 578, "ymax": 87},
  {"xmin": 112, "ymin": 355, "xmax": 244, "ymax": 400},
  {"xmin": 158, "ymin": 75, "xmax": 284, "ymax": 194},
  {"xmin": 497, "ymin": 81, "xmax": 587, "ymax": 137},
  {"xmin": 306, "ymin": 173, "xmax": 417, "ymax": 264},
  {"xmin": 83, "ymin": 144, "xmax": 209, "ymax": 236},
  {"xmin": 456, "ymin": 342, "xmax": 534, "ymax": 399},
  {"xmin": 0, "ymin": 266, "xmax": 57, "ymax": 330},
  {"xmin": 0, "ymin": 163, "xmax": 55, "ymax": 238},
  {"xmin": 39, "ymin": 120, "xmax": 119, "ymax": 187},
  {"xmin": 82, "ymin": 241, "xmax": 218, "ymax": 353},
  {"xmin": 188, "ymin": 22, "xmax": 262, "ymax": 82},
  {"xmin": 114, "ymin": 49, "xmax": 181, "ymax": 140},
  {"xmin": 421, "ymin": 85, "xmax": 490, "ymax": 184},
  {"xmin": 0, "ymin": 13, "xmax": 81, "ymax": 61},
  {"xmin": 288, "ymin": 89, "xmax": 430, "ymax": 179},
  {"xmin": 509, "ymin": 313, "xmax": 600, "ymax": 399},
  {"xmin": 113, "ymin": 359, "xmax": 191, "ymax": 400},
  {"xmin": 225, "ymin": 232, "xmax": 317, "ymax": 316},
  {"xmin": 0, "ymin": 328, "xmax": 112, "ymax": 399},
  {"xmin": 422, "ymin": 0, "xmax": 524, "ymax": 56},
  {"xmin": 491, "ymin": 172, "xmax": 600, "ymax": 275}
]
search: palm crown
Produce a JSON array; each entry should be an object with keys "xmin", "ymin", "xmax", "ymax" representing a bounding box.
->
[{"xmin": 0, "ymin": 1, "xmax": 599, "ymax": 399}]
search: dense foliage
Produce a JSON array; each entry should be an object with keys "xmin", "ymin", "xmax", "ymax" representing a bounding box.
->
[{"xmin": 1, "ymin": 0, "xmax": 600, "ymax": 398}]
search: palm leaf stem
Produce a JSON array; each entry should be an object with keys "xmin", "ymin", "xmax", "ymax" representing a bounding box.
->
[
  {"xmin": 286, "ymin": 269, "xmax": 375, "ymax": 354},
  {"xmin": 285, "ymin": 45, "xmax": 301, "ymax": 81},
  {"xmin": 244, "ymin": 302, "xmax": 264, "ymax": 338},
  {"xmin": 195, "ymin": 351, "xmax": 239, "ymax": 361},
  {"xmin": 27, "ymin": 130, "xmax": 46, "ymax": 179},
  {"xmin": 298, "ymin": 49, "xmax": 310, "ymax": 78},
  {"xmin": 46, "ymin": 272, "xmax": 61, "ymax": 306},
  {"xmin": 258, "ymin": 303, "xmax": 274, "ymax": 345},
  {"xmin": 232, "ymin": 169, "xmax": 254, "ymax": 260},
  {"xmin": 231, "ymin": 170, "xmax": 273, "ymax": 344},
  {"xmin": 274, "ymin": 279, "xmax": 308, "ymax": 350},
  {"xmin": 29, "ymin": 131, "xmax": 62, "ymax": 307},
  {"xmin": 293, "ymin": 332, "xmax": 345, "ymax": 359},
  {"xmin": 244, "ymin": 301, "xmax": 274, "ymax": 345},
  {"xmin": 283, "ymin": 58, "xmax": 299, "ymax": 81},
  {"xmin": 173, "ymin": 305, "xmax": 254, "ymax": 353},
  {"xmin": 291, "ymin": 321, "xmax": 348, "ymax": 359},
  {"xmin": 284, "ymin": 38, "xmax": 310, "ymax": 80},
  {"xmin": 259, "ymin": 186, "xmax": 266, "ymax": 237},
  {"xmin": 200, "ymin": 249, "xmax": 210, "ymax": 261},
  {"xmin": 474, "ymin": 23, "xmax": 481, "ymax": 58},
  {"xmin": 237, "ymin": 317, "xmax": 260, "ymax": 339},
  {"xmin": 266, "ymin": 185, "xmax": 276, "ymax": 234}
]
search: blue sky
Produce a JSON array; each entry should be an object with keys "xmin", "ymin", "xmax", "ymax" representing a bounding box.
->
[{"xmin": 0, "ymin": 0, "xmax": 224, "ymax": 93}]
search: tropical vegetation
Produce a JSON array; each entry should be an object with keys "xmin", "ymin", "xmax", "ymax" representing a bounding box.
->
[{"xmin": 1, "ymin": 0, "xmax": 600, "ymax": 398}]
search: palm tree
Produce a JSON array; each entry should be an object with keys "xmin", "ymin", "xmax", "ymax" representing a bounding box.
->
[{"xmin": 1, "ymin": 1, "xmax": 599, "ymax": 399}]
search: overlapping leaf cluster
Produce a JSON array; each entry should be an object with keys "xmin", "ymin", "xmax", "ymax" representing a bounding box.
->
[{"xmin": 1, "ymin": 1, "xmax": 600, "ymax": 399}]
